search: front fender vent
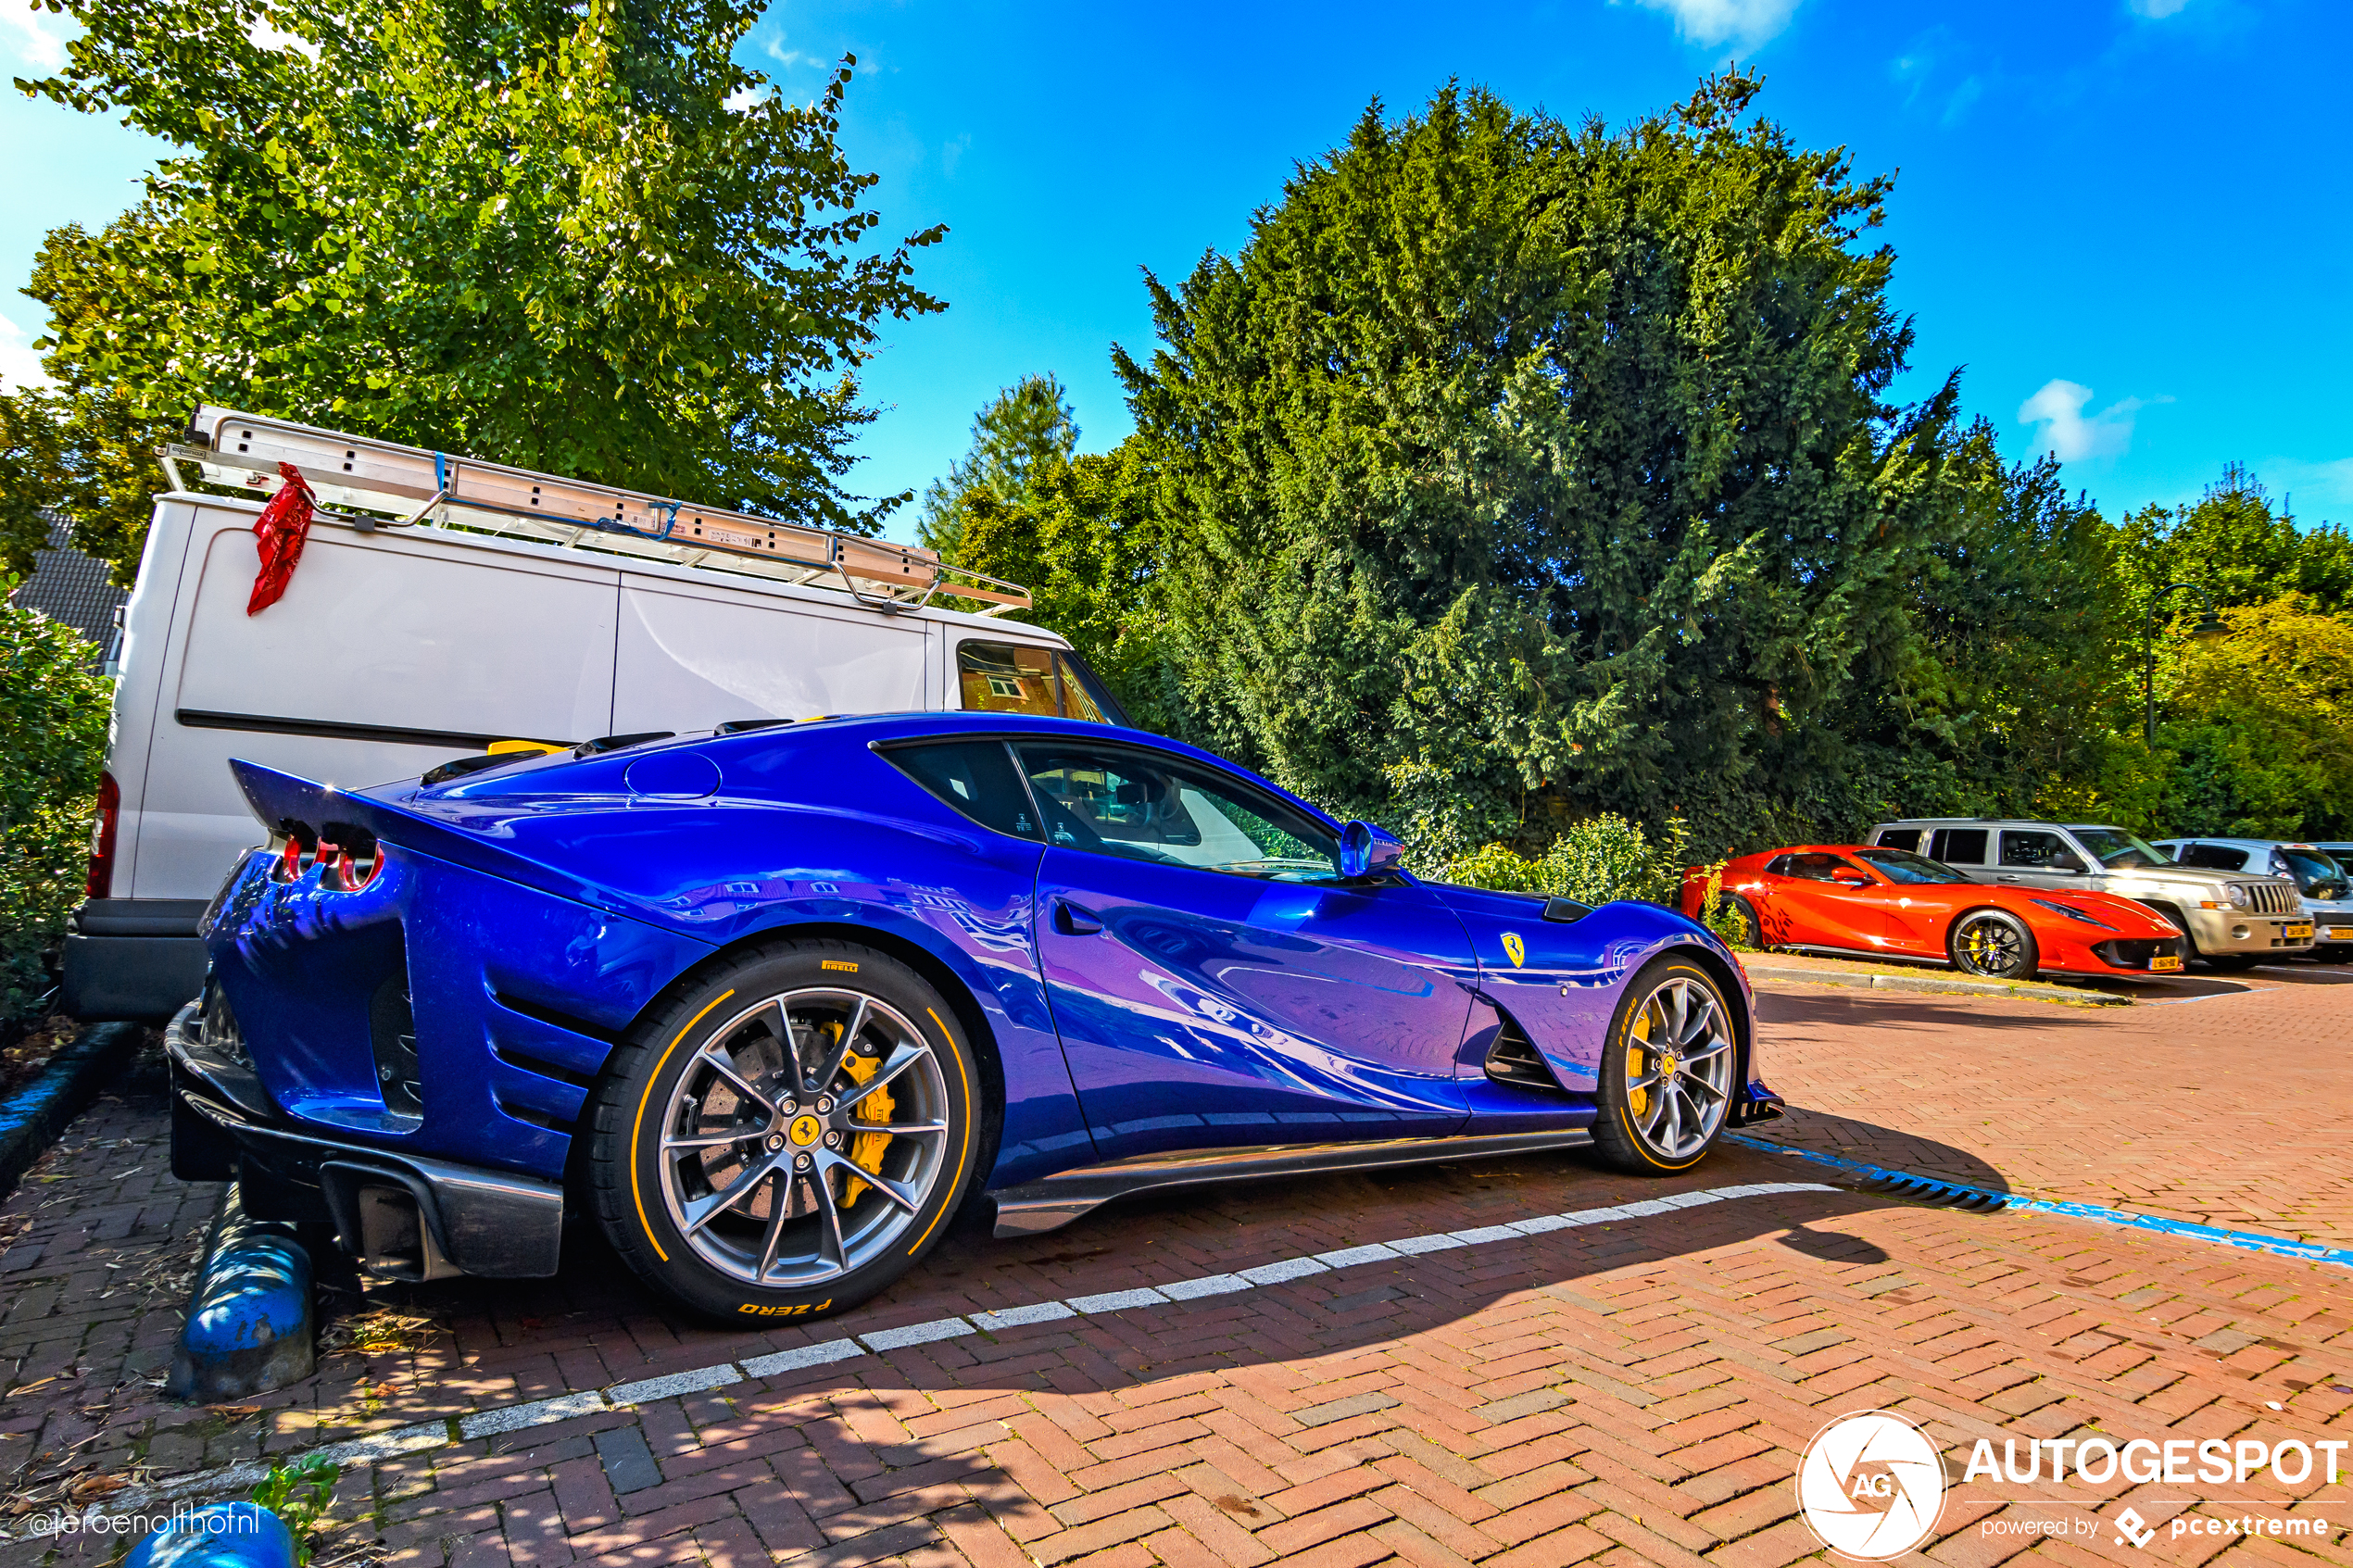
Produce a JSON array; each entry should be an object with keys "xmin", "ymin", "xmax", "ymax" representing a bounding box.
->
[{"xmin": 1483, "ymin": 1008, "xmax": 1567, "ymax": 1092}]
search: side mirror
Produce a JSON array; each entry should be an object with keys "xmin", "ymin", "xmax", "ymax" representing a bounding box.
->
[
  {"xmin": 1339, "ymin": 820, "xmax": 1406, "ymax": 881},
  {"xmin": 1832, "ymin": 872, "xmax": 1872, "ymax": 887},
  {"xmin": 2050, "ymin": 854, "xmax": 2084, "ymax": 873}
]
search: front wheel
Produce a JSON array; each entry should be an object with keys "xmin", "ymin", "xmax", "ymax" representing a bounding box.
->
[
  {"xmin": 588, "ymin": 941, "xmax": 982, "ymax": 1324},
  {"xmin": 1949, "ymin": 909, "xmax": 2038, "ymax": 980},
  {"xmin": 1592, "ymin": 956, "xmax": 1740, "ymax": 1175}
]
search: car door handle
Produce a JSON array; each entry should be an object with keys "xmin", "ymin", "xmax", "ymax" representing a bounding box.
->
[{"xmin": 1052, "ymin": 900, "xmax": 1103, "ymax": 936}]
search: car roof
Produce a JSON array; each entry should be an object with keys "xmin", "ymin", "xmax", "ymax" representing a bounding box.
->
[{"xmin": 728, "ymin": 711, "xmax": 1346, "ymax": 829}]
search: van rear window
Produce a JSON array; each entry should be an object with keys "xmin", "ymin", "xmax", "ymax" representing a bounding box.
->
[
  {"xmin": 957, "ymin": 641, "xmax": 1121, "ymax": 724},
  {"xmin": 1874, "ymin": 828, "xmax": 1921, "ymax": 853},
  {"xmin": 1930, "ymin": 828, "xmax": 1988, "ymax": 865}
]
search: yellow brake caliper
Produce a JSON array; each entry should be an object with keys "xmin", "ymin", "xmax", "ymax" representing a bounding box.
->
[
  {"xmin": 837, "ymin": 1047, "xmax": 894, "ymax": 1208},
  {"xmin": 1627, "ymin": 1009, "xmax": 1651, "ymax": 1119}
]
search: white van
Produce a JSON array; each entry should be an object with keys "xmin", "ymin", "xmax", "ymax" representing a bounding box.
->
[{"xmin": 65, "ymin": 410, "xmax": 1121, "ymax": 1021}]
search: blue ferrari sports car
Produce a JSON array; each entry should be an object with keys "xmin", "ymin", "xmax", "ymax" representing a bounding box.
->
[{"xmin": 171, "ymin": 714, "xmax": 1781, "ymax": 1322}]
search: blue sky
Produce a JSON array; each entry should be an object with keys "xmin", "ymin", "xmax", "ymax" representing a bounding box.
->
[{"xmin": 4, "ymin": 0, "xmax": 2347, "ymax": 542}]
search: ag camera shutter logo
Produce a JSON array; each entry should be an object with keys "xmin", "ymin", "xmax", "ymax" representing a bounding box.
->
[{"xmin": 1796, "ymin": 1410, "xmax": 1947, "ymax": 1560}]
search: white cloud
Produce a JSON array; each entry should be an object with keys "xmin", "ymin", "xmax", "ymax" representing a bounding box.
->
[
  {"xmin": 724, "ymin": 86, "xmax": 763, "ymax": 113},
  {"xmin": 1632, "ymin": 0, "xmax": 1804, "ymax": 49},
  {"xmin": 2129, "ymin": 0, "xmax": 2191, "ymax": 18},
  {"xmin": 2018, "ymin": 379, "xmax": 2156, "ymax": 462},
  {"xmin": 1, "ymin": 0, "xmax": 71, "ymax": 70},
  {"xmin": 0, "ymin": 312, "xmax": 52, "ymax": 393},
  {"xmin": 941, "ymin": 132, "xmax": 971, "ymax": 179}
]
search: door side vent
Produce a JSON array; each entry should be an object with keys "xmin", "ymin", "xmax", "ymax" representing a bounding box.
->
[{"xmin": 1484, "ymin": 1009, "xmax": 1567, "ymax": 1092}]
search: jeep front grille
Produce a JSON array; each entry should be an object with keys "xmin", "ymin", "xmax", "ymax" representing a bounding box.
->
[{"xmin": 2233, "ymin": 882, "xmax": 2301, "ymax": 917}]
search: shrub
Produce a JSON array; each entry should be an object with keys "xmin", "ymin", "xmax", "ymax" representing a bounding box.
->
[
  {"xmin": 1693, "ymin": 859, "xmax": 1755, "ymax": 949},
  {"xmin": 252, "ymin": 1455, "xmax": 341, "ymax": 1564},
  {"xmin": 0, "ymin": 586, "xmax": 110, "ymax": 1025},
  {"xmin": 1432, "ymin": 813, "xmax": 1690, "ymax": 908}
]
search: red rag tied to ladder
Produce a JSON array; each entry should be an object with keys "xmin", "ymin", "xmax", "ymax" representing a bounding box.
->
[{"xmin": 246, "ymin": 462, "xmax": 317, "ymax": 615}]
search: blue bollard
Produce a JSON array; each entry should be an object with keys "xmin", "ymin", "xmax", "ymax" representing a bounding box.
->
[
  {"xmin": 168, "ymin": 1184, "xmax": 315, "ymax": 1400},
  {"xmin": 123, "ymin": 1502, "xmax": 297, "ymax": 1568}
]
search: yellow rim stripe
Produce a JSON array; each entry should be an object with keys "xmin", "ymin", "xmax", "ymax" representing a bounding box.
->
[
  {"xmin": 631, "ymin": 989, "xmax": 737, "ymax": 1263},
  {"xmin": 908, "ymin": 1006, "xmax": 973, "ymax": 1255}
]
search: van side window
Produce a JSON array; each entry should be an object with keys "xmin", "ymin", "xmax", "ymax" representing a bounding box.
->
[
  {"xmin": 883, "ymin": 741, "xmax": 1040, "ymax": 840},
  {"xmin": 958, "ymin": 641, "xmax": 1114, "ymax": 723},
  {"xmin": 1930, "ymin": 828, "xmax": 1988, "ymax": 865},
  {"xmin": 2179, "ymin": 844, "xmax": 2246, "ymax": 872},
  {"xmin": 1874, "ymin": 828, "xmax": 1921, "ymax": 853}
]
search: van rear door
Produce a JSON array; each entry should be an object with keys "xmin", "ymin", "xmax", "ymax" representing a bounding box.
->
[{"xmin": 145, "ymin": 519, "xmax": 622, "ymax": 897}]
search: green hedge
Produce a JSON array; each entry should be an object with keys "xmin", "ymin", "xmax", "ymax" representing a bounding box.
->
[{"xmin": 0, "ymin": 585, "xmax": 110, "ymax": 1025}]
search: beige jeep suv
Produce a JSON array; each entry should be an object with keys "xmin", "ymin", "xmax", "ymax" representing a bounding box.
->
[{"xmin": 1869, "ymin": 819, "xmax": 2313, "ymax": 971}]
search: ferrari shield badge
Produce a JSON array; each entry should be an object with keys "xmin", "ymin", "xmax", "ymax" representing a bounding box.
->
[{"xmin": 1502, "ymin": 932, "xmax": 1526, "ymax": 968}]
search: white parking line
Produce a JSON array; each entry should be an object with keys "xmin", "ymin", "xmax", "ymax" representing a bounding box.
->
[{"xmin": 106, "ymin": 1178, "xmax": 1839, "ymax": 1512}]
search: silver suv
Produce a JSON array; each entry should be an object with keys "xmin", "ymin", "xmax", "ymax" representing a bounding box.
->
[
  {"xmin": 1869, "ymin": 819, "xmax": 2314, "ymax": 970},
  {"xmin": 2154, "ymin": 838, "xmax": 2352, "ymax": 963}
]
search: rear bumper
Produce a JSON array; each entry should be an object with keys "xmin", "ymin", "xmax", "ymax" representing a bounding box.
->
[
  {"xmin": 167, "ymin": 1002, "xmax": 564, "ymax": 1278},
  {"xmin": 61, "ymin": 899, "xmax": 211, "ymax": 1021}
]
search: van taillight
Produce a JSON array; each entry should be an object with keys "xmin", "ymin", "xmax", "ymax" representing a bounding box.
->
[{"xmin": 86, "ymin": 771, "xmax": 120, "ymax": 900}]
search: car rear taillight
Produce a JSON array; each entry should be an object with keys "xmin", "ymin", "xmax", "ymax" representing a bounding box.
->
[{"xmin": 85, "ymin": 771, "xmax": 120, "ymax": 899}]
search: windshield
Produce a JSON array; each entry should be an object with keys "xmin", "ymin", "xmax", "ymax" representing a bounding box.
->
[
  {"xmin": 1856, "ymin": 847, "xmax": 1974, "ymax": 884},
  {"xmin": 2068, "ymin": 826, "xmax": 2170, "ymax": 870},
  {"xmin": 2281, "ymin": 847, "xmax": 2349, "ymax": 899}
]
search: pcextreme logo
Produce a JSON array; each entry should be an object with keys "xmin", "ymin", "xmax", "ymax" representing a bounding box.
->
[{"xmin": 1795, "ymin": 1410, "xmax": 1947, "ymax": 1561}]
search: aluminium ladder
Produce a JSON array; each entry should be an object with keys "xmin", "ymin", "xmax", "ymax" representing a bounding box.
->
[{"xmin": 160, "ymin": 408, "xmax": 1032, "ymax": 614}]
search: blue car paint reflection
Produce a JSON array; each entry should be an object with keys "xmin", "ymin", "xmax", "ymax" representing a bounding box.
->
[{"xmin": 208, "ymin": 712, "xmax": 1763, "ymax": 1208}]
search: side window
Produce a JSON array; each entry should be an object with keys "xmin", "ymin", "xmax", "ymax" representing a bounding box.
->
[
  {"xmin": 1930, "ymin": 828, "xmax": 1988, "ymax": 865},
  {"xmin": 957, "ymin": 641, "xmax": 1116, "ymax": 724},
  {"xmin": 1015, "ymin": 744, "xmax": 1338, "ymax": 881},
  {"xmin": 2182, "ymin": 844, "xmax": 2246, "ymax": 872},
  {"xmin": 1764, "ymin": 855, "xmax": 1795, "ymax": 877},
  {"xmin": 1781, "ymin": 852, "xmax": 1852, "ymax": 882},
  {"xmin": 2000, "ymin": 830, "xmax": 2072, "ymax": 868},
  {"xmin": 1875, "ymin": 828, "xmax": 1922, "ymax": 853},
  {"xmin": 883, "ymin": 741, "xmax": 1039, "ymax": 840}
]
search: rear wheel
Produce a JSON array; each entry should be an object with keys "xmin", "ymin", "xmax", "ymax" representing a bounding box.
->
[
  {"xmin": 1949, "ymin": 909, "xmax": 2038, "ymax": 981},
  {"xmin": 1718, "ymin": 895, "xmax": 1763, "ymax": 950},
  {"xmin": 1592, "ymin": 957, "xmax": 1739, "ymax": 1175},
  {"xmin": 588, "ymin": 941, "xmax": 982, "ymax": 1324}
]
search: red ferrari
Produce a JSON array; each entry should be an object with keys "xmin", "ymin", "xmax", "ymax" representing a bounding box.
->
[{"xmin": 1680, "ymin": 845, "xmax": 2185, "ymax": 981}]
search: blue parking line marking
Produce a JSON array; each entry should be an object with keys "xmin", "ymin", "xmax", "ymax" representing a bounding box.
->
[{"xmin": 1726, "ymin": 1132, "xmax": 2353, "ymax": 1270}]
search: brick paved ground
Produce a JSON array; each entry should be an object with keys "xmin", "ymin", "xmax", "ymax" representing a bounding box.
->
[{"xmin": 3, "ymin": 974, "xmax": 2349, "ymax": 1565}]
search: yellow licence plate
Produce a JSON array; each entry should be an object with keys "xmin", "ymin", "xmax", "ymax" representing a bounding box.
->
[
  {"xmin": 2151, "ymin": 954, "xmax": 2183, "ymax": 972},
  {"xmin": 2284, "ymin": 925, "xmax": 2314, "ymax": 942},
  {"xmin": 2330, "ymin": 927, "xmax": 2353, "ymax": 941}
]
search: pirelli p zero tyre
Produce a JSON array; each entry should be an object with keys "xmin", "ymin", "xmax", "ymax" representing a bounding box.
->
[
  {"xmin": 1948, "ymin": 909, "xmax": 2038, "ymax": 980},
  {"xmin": 589, "ymin": 940, "xmax": 982, "ymax": 1324},
  {"xmin": 1591, "ymin": 955, "xmax": 1739, "ymax": 1176}
]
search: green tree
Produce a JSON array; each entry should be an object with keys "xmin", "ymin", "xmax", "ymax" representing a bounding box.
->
[
  {"xmin": 2119, "ymin": 465, "xmax": 2353, "ymax": 616},
  {"xmin": 2151, "ymin": 594, "xmax": 2353, "ymax": 838},
  {"xmin": 0, "ymin": 591, "xmax": 110, "ymax": 1024},
  {"xmin": 1115, "ymin": 74, "xmax": 1957, "ymax": 852},
  {"xmin": 19, "ymin": 0, "xmax": 945, "ymax": 577},
  {"xmin": 917, "ymin": 374, "xmax": 1079, "ymax": 558},
  {"xmin": 0, "ymin": 392, "xmax": 66, "ymax": 578}
]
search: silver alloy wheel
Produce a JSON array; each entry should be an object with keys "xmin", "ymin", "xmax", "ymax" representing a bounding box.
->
[
  {"xmin": 1952, "ymin": 913, "xmax": 2026, "ymax": 977},
  {"xmin": 1621, "ymin": 974, "xmax": 1734, "ymax": 1161},
  {"xmin": 657, "ymin": 987, "xmax": 950, "ymax": 1288}
]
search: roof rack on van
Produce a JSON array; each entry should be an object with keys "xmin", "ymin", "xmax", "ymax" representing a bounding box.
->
[{"xmin": 158, "ymin": 408, "xmax": 1032, "ymax": 615}]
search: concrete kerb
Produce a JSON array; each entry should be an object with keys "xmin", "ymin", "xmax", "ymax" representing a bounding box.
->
[
  {"xmin": 1743, "ymin": 963, "xmax": 2133, "ymax": 1007},
  {"xmin": 0, "ymin": 1019, "xmax": 145, "ymax": 1199}
]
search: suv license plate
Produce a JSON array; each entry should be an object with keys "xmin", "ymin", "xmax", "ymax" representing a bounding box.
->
[
  {"xmin": 2328, "ymin": 926, "xmax": 2353, "ymax": 941},
  {"xmin": 2284, "ymin": 924, "xmax": 2314, "ymax": 942},
  {"xmin": 2150, "ymin": 955, "xmax": 2183, "ymax": 972}
]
